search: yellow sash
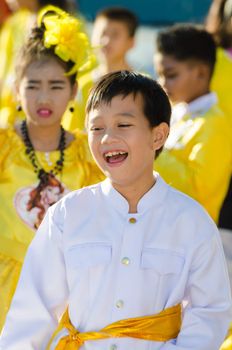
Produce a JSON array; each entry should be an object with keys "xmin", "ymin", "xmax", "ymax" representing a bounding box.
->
[{"xmin": 47, "ymin": 304, "xmax": 181, "ymax": 350}]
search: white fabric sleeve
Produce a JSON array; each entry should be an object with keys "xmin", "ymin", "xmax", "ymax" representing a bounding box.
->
[
  {"xmin": 0, "ymin": 206, "xmax": 68, "ymax": 350},
  {"xmin": 160, "ymin": 230, "xmax": 232, "ymax": 350}
]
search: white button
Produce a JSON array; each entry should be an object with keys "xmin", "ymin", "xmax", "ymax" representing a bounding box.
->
[
  {"xmin": 121, "ymin": 257, "xmax": 130, "ymax": 265},
  {"xmin": 110, "ymin": 345, "xmax": 117, "ymax": 350},
  {"xmin": 116, "ymin": 300, "xmax": 124, "ymax": 308}
]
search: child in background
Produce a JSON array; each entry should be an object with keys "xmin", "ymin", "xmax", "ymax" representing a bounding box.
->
[
  {"xmin": 154, "ymin": 24, "xmax": 232, "ymax": 224},
  {"xmin": 67, "ymin": 6, "xmax": 138, "ymax": 131},
  {"xmin": 0, "ymin": 6, "xmax": 102, "ymax": 331},
  {"xmin": 0, "ymin": 71, "xmax": 231, "ymax": 350},
  {"xmin": 0, "ymin": 0, "xmax": 75, "ymax": 127},
  {"xmin": 205, "ymin": 0, "xmax": 232, "ymax": 239}
]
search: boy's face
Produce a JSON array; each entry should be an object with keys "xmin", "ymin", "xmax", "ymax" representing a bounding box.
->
[
  {"xmin": 87, "ymin": 93, "xmax": 168, "ymax": 191},
  {"xmin": 92, "ymin": 17, "xmax": 134, "ymax": 63},
  {"xmin": 154, "ymin": 53, "xmax": 203, "ymax": 104}
]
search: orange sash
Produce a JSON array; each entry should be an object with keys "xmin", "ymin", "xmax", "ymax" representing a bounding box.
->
[{"xmin": 47, "ymin": 304, "xmax": 181, "ymax": 350}]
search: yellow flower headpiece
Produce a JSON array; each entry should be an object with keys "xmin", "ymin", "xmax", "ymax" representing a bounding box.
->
[{"xmin": 37, "ymin": 5, "xmax": 96, "ymax": 76}]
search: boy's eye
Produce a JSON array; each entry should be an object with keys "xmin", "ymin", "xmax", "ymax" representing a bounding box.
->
[
  {"xmin": 26, "ymin": 85, "xmax": 37, "ymax": 89},
  {"xmin": 51, "ymin": 86, "xmax": 64, "ymax": 90},
  {"xmin": 118, "ymin": 124, "xmax": 132, "ymax": 128},
  {"xmin": 166, "ymin": 73, "xmax": 178, "ymax": 79}
]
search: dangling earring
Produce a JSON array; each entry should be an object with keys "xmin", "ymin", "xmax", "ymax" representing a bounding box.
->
[
  {"xmin": 69, "ymin": 106, "xmax": 74, "ymax": 113},
  {"xmin": 17, "ymin": 105, "xmax": 22, "ymax": 112}
]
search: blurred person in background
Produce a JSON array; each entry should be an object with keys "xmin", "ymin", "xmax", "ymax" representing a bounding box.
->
[
  {"xmin": 154, "ymin": 24, "xmax": 231, "ymax": 225},
  {"xmin": 206, "ymin": 0, "xmax": 232, "ymax": 240},
  {"xmin": 63, "ymin": 6, "xmax": 139, "ymax": 132},
  {"xmin": 0, "ymin": 6, "xmax": 103, "ymax": 331},
  {"xmin": 0, "ymin": 0, "xmax": 78, "ymax": 127},
  {"xmin": 206, "ymin": 1, "xmax": 232, "ymax": 348}
]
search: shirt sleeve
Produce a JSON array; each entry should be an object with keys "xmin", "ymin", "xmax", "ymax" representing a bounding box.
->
[
  {"xmin": 159, "ymin": 226, "xmax": 232, "ymax": 350},
  {"xmin": 0, "ymin": 206, "xmax": 68, "ymax": 350}
]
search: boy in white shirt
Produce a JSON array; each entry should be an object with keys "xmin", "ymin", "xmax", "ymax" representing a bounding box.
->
[{"xmin": 0, "ymin": 71, "xmax": 231, "ymax": 350}]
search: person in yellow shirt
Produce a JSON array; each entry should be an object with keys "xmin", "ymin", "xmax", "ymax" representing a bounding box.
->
[
  {"xmin": 205, "ymin": 1, "xmax": 232, "ymax": 348},
  {"xmin": 0, "ymin": 6, "xmax": 103, "ymax": 331},
  {"xmin": 154, "ymin": 24, "xmax": 232, "ymax": 224},
  {"xmin": 63, "ymin": 7, "xmax": 139, "ymax": 132}
]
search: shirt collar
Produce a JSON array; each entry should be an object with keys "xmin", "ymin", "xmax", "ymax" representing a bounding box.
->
[
  {"xmin": 171, "ymin": 92, "xmax": 217, "ymax": 124},
  {"xmin": 100, "ymin": 173, "xmax": 169, "ymax": 215}
]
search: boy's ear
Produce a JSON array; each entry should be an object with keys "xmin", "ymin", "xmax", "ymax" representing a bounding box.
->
[
  {"xmin": 196, "ymin": 63, "xmax": 210, "ymax": 80},
  {"xmin": 152, "ymin": 122, "xmax": 169, "ymax": 150}
]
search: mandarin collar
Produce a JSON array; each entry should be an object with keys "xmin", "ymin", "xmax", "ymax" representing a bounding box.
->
[
  {"xmin": 171, "ymin": 92, "xmax": 218, "ymax": 125},
  {"xmin": 100, "ymin": 173, "xmax": 169, "ymax": 215}
]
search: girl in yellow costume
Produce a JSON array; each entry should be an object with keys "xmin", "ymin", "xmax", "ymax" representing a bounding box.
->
[{"xmin": 0, "ymin": 5, "xmax": 103, "ymax": 331}]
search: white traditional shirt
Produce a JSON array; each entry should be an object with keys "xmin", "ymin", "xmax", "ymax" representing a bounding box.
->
[{"xmin": 0, "ymin": 175, "xmax": 231, "ymax": 350}]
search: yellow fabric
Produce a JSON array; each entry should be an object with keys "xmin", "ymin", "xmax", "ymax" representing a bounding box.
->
[
  {"xmin": 0, "ymin": 126, "xmax": 104, "ymax": 330},
  {"xmin": 0, "ymin": 10, "xmax": 33, "ymax": 119},
  {"xmin": 220, "ymin": 322, "xmax": 232, "ymax": 349},
  {"xmin": 38, "ymin": 6, "xmax": 96, "ymax": 76},
  {"xmin": 47, "ymin": 304, "xmax": 181, "ymax": 349},
  {"xmin": 211, "ymin": 48, "xmax": 232, "ymax": 128},
  {"xmin": 155, "ymin": 105, "xmax": 232, "ymax": 223}
]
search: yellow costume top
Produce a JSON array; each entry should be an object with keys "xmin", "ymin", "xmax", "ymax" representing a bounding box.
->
[
  {"xmin": 0, "ymin": 126, "xmax": 103, "ymax": 330},
  {"xmin": 211, "ymin": 47, "xmax": 232, "ymax": 127},
  {"xmin": 155, "ymin": 96, "xmax": 232, "ymax": 223}
]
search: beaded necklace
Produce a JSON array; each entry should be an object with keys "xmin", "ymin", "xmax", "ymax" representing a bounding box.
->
[{"xmin": 21, "ymin": 120, "xmax": 66, "ymax": 186}]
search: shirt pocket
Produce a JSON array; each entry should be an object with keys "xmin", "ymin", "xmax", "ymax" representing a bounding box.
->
[
  {"xmin": 141, "ymin": 248, "xmax": 184, "ymax": 275},
  {"xmin": 66, "ymin": 242, "xmax": 112, "ymax": 269},
  {"xmin": 141, "ymin": 248, "xmax": 185, "ymax": 306}
]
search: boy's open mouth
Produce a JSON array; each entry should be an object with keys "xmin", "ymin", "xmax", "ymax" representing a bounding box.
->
[{"xmin": 104, "ymin": 151, "xmax": 128, "ymax": 164}]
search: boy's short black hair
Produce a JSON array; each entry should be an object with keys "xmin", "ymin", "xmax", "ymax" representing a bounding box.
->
[
  {"xmin": 96, "ymin": 7, "xmax": 138, "ymax": 37},
  {"xmin": 156, "ymin": 24, "xmax": 216, "ymax": 77},
  {"xmin": 86, "ymin": 71, "xmax": 171, "ymax": 158}
]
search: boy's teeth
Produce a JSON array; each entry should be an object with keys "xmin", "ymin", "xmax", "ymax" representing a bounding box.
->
[{"xmin": 105, "ymin": 151, "xmax": 126, "ymax": 157}]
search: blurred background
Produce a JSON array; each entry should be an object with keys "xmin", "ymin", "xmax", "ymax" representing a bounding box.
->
[{"xmin": 76, "ymin": 0, "xmax": 212, "ymax": 76}]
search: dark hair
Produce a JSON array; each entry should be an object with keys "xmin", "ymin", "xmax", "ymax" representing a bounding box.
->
[
  {"xmin": 38, "ymin": 0, "xmax": 75, "ymax": 12},
  {"xmin": 156, "ymin": 24, "xmax": 216, "ymax": 77},
  {"xmin": 86, "ymin": 70, "xmax": 171, "ymax": 157},
  {"xmin": 205, "ymin": 0, "xmax": 232, "ymax": 48},
  {"xmin": 15, "ymin": 25, "xmax": 77, "ymax": 86},
  {"xmin": 96, "ymin": 7, "xmax": 138, "ymax": 37}
]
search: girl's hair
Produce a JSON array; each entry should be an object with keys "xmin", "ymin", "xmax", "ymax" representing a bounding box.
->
[
  {"xmin": 15, "ymin": 24, "xmax": 77, "ymax": 86},
  {"xmin": 15, "ymin": 6, "xmax": 94, "ymax": 85},
  {"xmin": 206, "ymin": 0, "xmax": 232, "ymax": 48}
]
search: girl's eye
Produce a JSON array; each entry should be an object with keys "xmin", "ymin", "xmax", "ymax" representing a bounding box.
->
[
  {"xmin": 90, "ymin": 127, "xmax": 103, "ymax": 131},
  {"xmin": 26, "ymin": 86, "xmax": 37, "ymax": 89}
]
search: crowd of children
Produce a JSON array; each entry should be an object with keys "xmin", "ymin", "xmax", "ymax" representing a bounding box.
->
[{"xmin": 0, "ymin": 1, "xmax": 232, "ymax": 349}]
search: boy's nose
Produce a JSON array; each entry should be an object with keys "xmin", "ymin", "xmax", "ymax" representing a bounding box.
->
[{"xmin": 101, "ymin": 130, "xmax": 118, "ymax": 144}]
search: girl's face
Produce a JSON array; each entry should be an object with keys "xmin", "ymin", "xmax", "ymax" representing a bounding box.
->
[{"xmin": 17, "ymin": 58, "xmax": 77, "ymax": 128}]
